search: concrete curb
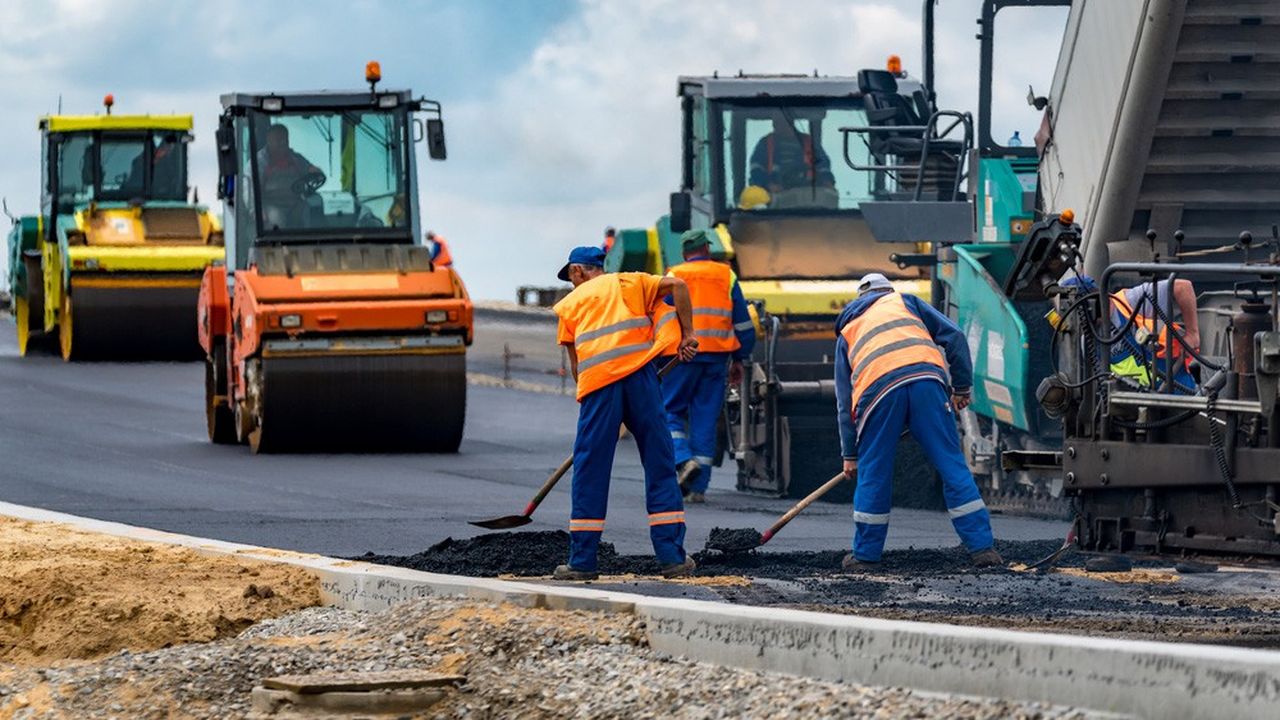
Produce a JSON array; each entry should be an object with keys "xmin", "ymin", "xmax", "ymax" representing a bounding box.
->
[{"xmin": 3, "ymin": 500, "xmax": 1278, "ymax": 719}]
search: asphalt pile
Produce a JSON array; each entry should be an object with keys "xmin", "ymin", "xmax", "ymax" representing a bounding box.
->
[{"xmin": 357, "ymin": 530, "xmax": 1070, "ymax": 580}]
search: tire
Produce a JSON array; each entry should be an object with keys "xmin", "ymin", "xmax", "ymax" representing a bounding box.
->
[{"xmin": 205, "ymin": 343, "xmax": 237, "ymax": 444}]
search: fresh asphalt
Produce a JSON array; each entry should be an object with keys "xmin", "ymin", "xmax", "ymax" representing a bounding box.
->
[{"xmin": 0, "ymin": 308, "xmax": 1066, "ymax": 558}]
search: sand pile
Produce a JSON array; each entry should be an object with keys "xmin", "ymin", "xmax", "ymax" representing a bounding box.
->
[{"xmin": 0, "ymin": 516, "xmax": 319, "ymax": 665}]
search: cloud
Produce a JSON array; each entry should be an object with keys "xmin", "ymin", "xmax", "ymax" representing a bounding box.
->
[{"xmin": 0, "ymin": 0, "xmax": 1065, "ymax": 300}]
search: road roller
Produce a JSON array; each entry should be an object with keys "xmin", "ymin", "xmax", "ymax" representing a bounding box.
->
[
  {"xmin": 6, "ymin": 95, "xmax": 223, "ymax": 360},
  {"xmin": 199, "ymin": 64, "xmax": 473, "ymax": 453}
]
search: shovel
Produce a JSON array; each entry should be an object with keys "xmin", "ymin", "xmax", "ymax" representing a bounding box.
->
[
  {"xmin": 706, "ymin": 471, "xmax": 850, "ymax": 554},
  {"xmin": 469, "ymin": 357, "xmax": 683, "ymax": 530}
]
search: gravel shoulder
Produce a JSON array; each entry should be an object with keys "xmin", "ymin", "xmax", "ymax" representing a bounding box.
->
[{"xmin": 0, "ymin": 598, "xmax": 1103, "ymax": 719}]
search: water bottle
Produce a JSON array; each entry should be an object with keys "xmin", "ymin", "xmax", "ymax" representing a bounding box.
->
[{"xmin": 1008, "ymin": 131, "xmax": 1023, "ymax": 147}]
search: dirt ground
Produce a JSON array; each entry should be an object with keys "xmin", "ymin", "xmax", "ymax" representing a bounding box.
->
[{"xmin": 0, "ymin": 516, "xmax": 319, "ymax": 666}]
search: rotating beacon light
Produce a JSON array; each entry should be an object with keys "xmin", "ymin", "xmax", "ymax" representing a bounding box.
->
[
  {"xmin": 366, "ymin": 60, "xmax": 382, "ymax": 92},
  {"xmin": 886, "ymin": 54, "xmax": 904, "ymax": 77},
  {"xmin": 103, "ymin": 93, "xmax": 115, "ymax": 115}
]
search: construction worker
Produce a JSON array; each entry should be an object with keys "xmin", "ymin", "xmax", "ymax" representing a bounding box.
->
[
  {"xmin": 552, "ymin": 246, "xmax": 700, "ymax": 580},
  {"xmin": 748, "ymin": 115, "xmax": 835, "ymax": 198},
  {"xmin": 835, "ymin": 273, "xmax": 1001, "ymax": 569},
  {"xmin": 658, "ymin": 229, "xmax": 756, "ymax": 503},
  {"xmin": 258, "ymin": 124, "xmax": 324, "ymax": 228},
  {"xmin": 426, "ymin": 231, "xmax": 453, "ymax": 268},
  {"xmin": 1061, "ymin": 274, "xmax": 1200, "ymax": 392},
  {"xmin": 602, "ymin": 226, "xmax": 617, "ymax": 253}
]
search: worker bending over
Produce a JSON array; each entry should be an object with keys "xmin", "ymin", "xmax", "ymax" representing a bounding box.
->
[
  {"xmin": 835, "ymin": 273, "xmax": 1001, "ymax": 569},
  {"xmin": 658, "ymin": 229, "xmax": 756, "ymax": 502},
  {"xmin": 552, "ymin": 246, "xmax": 699, "ymax": 580}
]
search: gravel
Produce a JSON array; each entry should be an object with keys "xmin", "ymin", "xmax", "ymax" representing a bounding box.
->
[{"xmin": 0, "ymin": 596, "xmax": 1104, "ymax": 719}]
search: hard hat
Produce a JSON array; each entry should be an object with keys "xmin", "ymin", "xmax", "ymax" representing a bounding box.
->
[
  {"xmin": 856, "ymin": 273, "xmax": 893, "ymax": 295},
  {"xmin": 738, "ymin": 185, "xmax": 771, "ymax": 210}
]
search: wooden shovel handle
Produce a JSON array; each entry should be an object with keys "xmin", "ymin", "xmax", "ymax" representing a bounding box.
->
[
  {"xmin": 760, "ymin": 472, "xmax": 849, "ymax": 543},
  {"xmin": 523, "ymin": 424, "xmax": 631, "ymax": 517}
]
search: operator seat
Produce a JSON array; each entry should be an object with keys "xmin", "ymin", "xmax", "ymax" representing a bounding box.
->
[{"xmin": 857, "ymin": 69, "xmax": 963, "ymax": 199}]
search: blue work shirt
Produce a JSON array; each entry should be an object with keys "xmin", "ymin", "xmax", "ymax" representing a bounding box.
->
[{"xmin": 834, "ymin": 291, "xmax": 973, "ymax": 458}]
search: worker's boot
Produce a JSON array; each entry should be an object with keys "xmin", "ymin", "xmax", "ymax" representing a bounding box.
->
[
  {"xmin": 660, "ymin": 556, "xmax": 697, "ymax": 579},
  {"xmin": 677, "ymin": 460, "xmax": 701, "ymax": 495},
  {"xmin": 969, "ymin": 547, "xmax": 1005, "ymax": 568},
  {"xmin": 841, "ymin": 553, "xmax": 879, "ymax": 572},
  {"xmin": 685, "ymin": 492, "xmax": 706, "ymax": 504},
  {"xmin": 552, "ymin": 565, "xmax": 599, "ymax": 581}
]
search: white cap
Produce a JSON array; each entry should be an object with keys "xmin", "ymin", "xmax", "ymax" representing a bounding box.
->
[{"xmin": 857, "ymin": 273, "xmax": 893, "ymax": 295}]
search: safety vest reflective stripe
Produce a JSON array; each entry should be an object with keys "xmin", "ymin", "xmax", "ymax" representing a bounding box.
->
[
  {"xmin": 947, "ymin": 498, "xmax": 987, "ymax": 519},
  {"xmin": 570, "ymin": 519, "xmax": 606, "ymax": 532},
  {"xmin": 576, "ymin": 341, "xmax": 654, "ymax": 372},
  {"xmin": 841, "ymin": 293, "xmax": 945, "ymax": 426},
  {"xmin": 692, "ymin": 455, "xmax": 714, "ymax": 465},
  {"xmin": 648, "ymin": 511, "xmax": 686, "ymax": 526},
  {"xmin": 734, "ymin": 320, "xmax": 755, "ymax": 331},
  {"xmin": 1111, "ymin": 291, "xmax": 1181, "ymax": 359},
  {"xmin": 554, "ymin": 273, "xmax": 668, "ymax": 400},
  {"xmin": 575, "ymin": 316, "xmax": 652, "ymax": 346},
  {"xmin": 849, "ymin": 337, "xmax": 941, "ymax": 383},
  {"xmin": 854, "ymin": 511, "xmax": 890, "ymax": 525},
  {"xmin": 660, "ymin": 261, "xmax": 740, "ymax": 354}
]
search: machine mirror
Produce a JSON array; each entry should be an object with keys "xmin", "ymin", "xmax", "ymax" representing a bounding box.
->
[
  {"xmin": 426, "ymin": 119, "xmax": 447, "ymax": 160},
  {"xmin": 215, "ymin": 124, "xmax": 236, "ymax": 200},
  {"xmin": 669, "ymin": 192, "xmax": 692, "ymax": 233}
]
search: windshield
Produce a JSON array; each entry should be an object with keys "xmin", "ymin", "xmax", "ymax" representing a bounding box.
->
[
  {"xmin": 249, "ymin": 109, "xmax": 410, "ymax": 237},
  {"xmin": 719, "ymin": 100, "xmax": 873, "ymax": 213},
  {"xmin": 53, "ymin": 131, "xmax": 189, "ymax": 205}
]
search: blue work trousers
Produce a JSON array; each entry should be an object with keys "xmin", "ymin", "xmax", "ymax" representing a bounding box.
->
[
  {"xmin": 570, "ymin": 363, "xmax": 687, "ymax": 571},
  {"xmin": 661, "ymin": 357, "xmax": 727, "ymax": 493},
  {"xmin": 852, "ymin": 380, "xmax": 994, "ymax": 561}
]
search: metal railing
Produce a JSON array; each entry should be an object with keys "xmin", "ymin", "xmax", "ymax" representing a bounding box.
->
[{"xmin": 839, "ymin": 110, "xmax": 973, "ymax": 202}]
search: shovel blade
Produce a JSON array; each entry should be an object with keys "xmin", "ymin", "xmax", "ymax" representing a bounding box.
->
[{"xmin": 468, "ymin": 515, "xmax": 533, "ymax": 530}]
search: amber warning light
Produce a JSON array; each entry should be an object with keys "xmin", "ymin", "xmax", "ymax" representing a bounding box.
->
[
  {"xmin": 365, "ymin": 61, "xmax": 382, "ymax": 87},
  {"xmin": 886, "ymin": 54, "xmax": 903, "ymax": 76},
  {"xmin": 1059, "ymin": 208, "xmax": 1076, "ymax": 225},
  {"xmin": 103, "ymin": 93, "xmax": 114, "ymax": 115}
]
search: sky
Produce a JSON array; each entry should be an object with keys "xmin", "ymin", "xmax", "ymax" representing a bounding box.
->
[{"xmin": 0, "ymin": 0, "xmax": 1067, "ymax": 300}]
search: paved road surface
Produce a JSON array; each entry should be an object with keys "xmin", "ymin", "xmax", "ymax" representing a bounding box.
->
[{"xmin": 0, "ymin": 310, "xmax": 1065, "ymax": 558}]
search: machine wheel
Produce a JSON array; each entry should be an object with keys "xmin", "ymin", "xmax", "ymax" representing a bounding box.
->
[
  {"xmin": 205, "ymin": 344, "xmax": 237, "ymax": 445},
  {"xmin": 58, "ymin": 292, "xmax": 79, "ymax": 362}
]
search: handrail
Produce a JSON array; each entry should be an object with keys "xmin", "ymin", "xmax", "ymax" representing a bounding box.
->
[{"xmin": 839, "ymin": 110, "xmax": 973, "ymax": 202}]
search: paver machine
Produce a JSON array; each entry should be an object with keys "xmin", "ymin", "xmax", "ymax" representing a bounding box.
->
[
  {"xmin": 7, "ymin": 96, "xmax": 223, "ymax": 359},
  {"xmin": 200, "ymin": 64, "xmax": 472, "ymax": 453},
  {"xmin": 610, "ymin": 70, "xmax": 971, "ymax": 503}
]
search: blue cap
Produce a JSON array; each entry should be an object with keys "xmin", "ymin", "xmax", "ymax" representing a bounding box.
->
[
  {"xmin": 1060, "ymin": 273, "xmax": 1097, "ymax": 292},
  {"xmin": 558, "ymin": 246, "xmax": 606, "ymax": 282}
]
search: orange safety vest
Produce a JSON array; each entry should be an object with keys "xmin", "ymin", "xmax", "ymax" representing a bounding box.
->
[
  {"xmin": 1111, "ymin": 291, "xmax": 1182, "ymax": 360},
  {"xmin": 554, "ymin": 274, "xmax": 669, "ymax": 400},
  {"xmin": 766, "ymin": 134, "xmax": 815, "ymax": 179},
  {"xmin": 840, "ymin": 292, "xmax": 945, "ymax": 423},
  {"xmin": 431, "ymin": 236, "xmax": 453, "ymax": 267},
  {"xmin": 655, "ymin": 261, "xmax": 740, "ymax": 355}
]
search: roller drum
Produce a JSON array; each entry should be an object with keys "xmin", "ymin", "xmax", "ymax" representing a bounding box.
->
[
  {"xmin": 252, "ymin": 351, "xmax": 466, "ymax": 453},
  {"xmin": 64, "ymin": 281, "xmax": 202, "ymax": 360}
]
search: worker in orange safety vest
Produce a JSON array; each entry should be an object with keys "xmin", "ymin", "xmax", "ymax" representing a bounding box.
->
[
  {"xmin": 426, "ymin": 231, "xmax": 453, "ymax": 267},
  {"xmin": 551, "ymin": 246, "xmax": 699, "ymax": 580},
  {"xmin": 654, "ymin": 229, "xmax": 756, "ymax": 503}
]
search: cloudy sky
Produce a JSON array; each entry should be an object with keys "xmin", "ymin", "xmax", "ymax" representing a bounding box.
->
[{"xmin": 0, "ymin": 0, "xmax": 1067, "ymax": 299}]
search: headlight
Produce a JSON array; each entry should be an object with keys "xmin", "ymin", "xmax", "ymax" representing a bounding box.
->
[
  {"xmin": 426, "ymin": 310, "xmax": 448, "ymax": 323},
  {"xmin": 377, "ymin": 94, "xmax": 399, "ymax": 109},
  {"xmin": 261, "ymin": 97, "xmax": 284, "ymax": 112},
  {"xmin": 279, "ymin": 314, "xmax": 302, "ymax": 328}
]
